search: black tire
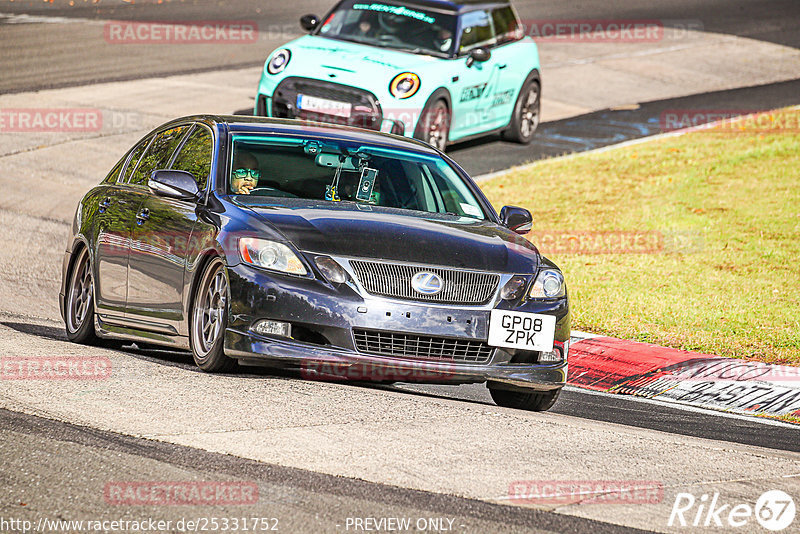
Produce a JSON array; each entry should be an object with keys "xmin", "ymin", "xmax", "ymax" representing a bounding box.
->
[
  {"xmin": 415, "ymin": 99, "xmax": 450, "ymax": 152},
  {"xmin": 190, "ymin": 257, "xmax": 237, "ymax": 372},
  {"xmin": 65, "ymin": 247, "xmax": 99, "ymax": 344},
  {"xmin": 489, "ymin": 386, "xmax": 560, "ymax": 411},
  {"xmin": 502, "ymin": 78, "xmax": 540, "ymax": 144}
]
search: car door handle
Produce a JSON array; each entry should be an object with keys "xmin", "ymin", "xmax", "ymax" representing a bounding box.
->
[
  {"xmin": 136, "ymin": 208, "xmax": 150, "ymax": 225},
  {"xmin": 498, "ymin": 64, "xmax": 507, "ymax": 69},
  {"xmin": 98, "ymin": 197, "xmax": 111, "ymax": 213}
]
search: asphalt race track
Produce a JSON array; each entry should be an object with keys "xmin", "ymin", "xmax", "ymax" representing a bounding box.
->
[{"xmin": 1, "ymin": 0, "xmax": 800, "ymax": 532}]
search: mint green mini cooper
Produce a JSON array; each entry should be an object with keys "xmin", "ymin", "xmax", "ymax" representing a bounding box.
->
[{"xmin": 255, "ymin": 0, "xmax": 541, "ymax": 151}]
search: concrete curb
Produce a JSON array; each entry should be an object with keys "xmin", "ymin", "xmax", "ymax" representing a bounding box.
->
[{"xmin": 567, "ymin": 335, "xmax": 800, "ymax": 420}]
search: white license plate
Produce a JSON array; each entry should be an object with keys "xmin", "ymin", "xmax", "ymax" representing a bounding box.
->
[
  {"xmin": 297, "ymin": 94, "xmax": 352, "ymax": 118},
  {"xmin": 488, "ymin": 310, "xmax": 556, "ymax": 352}
]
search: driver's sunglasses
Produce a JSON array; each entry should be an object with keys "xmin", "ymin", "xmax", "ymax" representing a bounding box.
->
[{"xmin": 233, "ymin": 168, "xmax": 260, "ymax": 180}]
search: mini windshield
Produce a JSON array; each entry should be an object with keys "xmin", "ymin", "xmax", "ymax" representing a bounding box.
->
[
  {"xmin": 317, "ymin": 1, "xmax": 458, "ymax": 57},
  {"xmin": 228, "ymin": 136, "xmax": 486, "ymax": 220}
]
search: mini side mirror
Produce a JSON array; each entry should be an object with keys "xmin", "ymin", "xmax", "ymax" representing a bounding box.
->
[
  {"xmin": 466, "ymin": 47, "xmax": 491, "ymax": 67},
  {"xmin": 500, "ymin": 205, "xmax": 532, "ymax": 235},
  {"xmin": 300, "ymin": 14, "xmax": 319, "ymax": 32},
  {"xmin": 149, "ymin": 170, "xmax": 199, "ymax": 201}
]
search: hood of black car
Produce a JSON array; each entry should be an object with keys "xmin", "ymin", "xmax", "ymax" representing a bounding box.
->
[{"xmin": 240, "ymin": 199, "xmax": 539, "ymax": 273}]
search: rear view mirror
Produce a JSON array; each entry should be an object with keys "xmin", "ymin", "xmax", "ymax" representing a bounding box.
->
[
  {"xmin": 315, "ymin": 153, "xmax": 360, "ymax": 171},
  {"xmin": 148, "ymin": 170, "xmax": 199, "ymax": 201},
  {"xmin": 500, "ymin": 205, "xmax": 532, "ymax": 234}
]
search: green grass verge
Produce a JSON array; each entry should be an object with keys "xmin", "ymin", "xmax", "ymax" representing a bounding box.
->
[{"xmin": 482, "ymin": 108, "xmax": 800, "ymax": 364}]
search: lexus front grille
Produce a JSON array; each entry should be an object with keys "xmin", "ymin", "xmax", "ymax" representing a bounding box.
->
[{"xmin": 349, "ymin": 260, "xmax": 500, "ymax": 304}]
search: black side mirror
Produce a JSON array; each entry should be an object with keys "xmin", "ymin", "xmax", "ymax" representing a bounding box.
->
[
  {"xmin": 149, "ymin": 170, "xmax": 199, "ymax": 201},
  {"xmin": 300, "ymin": 14, "xmax": 319, "ymax": 32},
  {"xmin": 466, "ymin": 47, "xmax": 491, "ymax": 68},
  {"xmin": 500, "ymin": 205, "xmax": 532, "ymax": 235}
]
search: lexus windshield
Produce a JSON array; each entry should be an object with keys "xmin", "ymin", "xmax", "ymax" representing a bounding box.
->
[{"xmin": 228, "ymin": 135, "xmax": 487, "ymax": 221}]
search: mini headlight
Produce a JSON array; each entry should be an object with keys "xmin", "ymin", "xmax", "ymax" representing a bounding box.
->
[
  {"xmin": 314, "ymin": 256, "xmax": 348, "ymax": 284},
  {"xmin": 239, "ymin": 238, "xmax": 307, "ymax": 275},
  {"xmin": 389, "ymin": 72, "xmax": 420, "ymax": 99},
  {"xmin": 267, "ymin": 49, "xmax": 291, "ymax": 74},
  {"xmin": 529, "ymin": 269, "xmax": 566, "ymax": 299}
]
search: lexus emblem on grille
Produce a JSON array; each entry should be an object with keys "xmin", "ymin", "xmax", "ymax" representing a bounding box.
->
[{"xmin": 410, "ymin": 272, "xmax": 443, "ymax": 295}]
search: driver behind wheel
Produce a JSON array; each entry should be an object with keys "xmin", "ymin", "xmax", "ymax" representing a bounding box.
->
[{"xmin": 231, "ymin": 151, "xmax": 260, "ymax": 194}]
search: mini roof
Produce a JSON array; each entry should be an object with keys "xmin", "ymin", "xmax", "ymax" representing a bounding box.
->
[{"xmin": 345, "ymin": 0, "xmax": 512, "ymax": 14}]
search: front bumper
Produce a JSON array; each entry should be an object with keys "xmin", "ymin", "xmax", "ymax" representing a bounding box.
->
[
  {"xmin": 256, "ymin": 75, "xmax": 421, "ymax": 137},
  {"xmin": 224, "ymin": 262, "xmax": 570, "ymax": 391}
]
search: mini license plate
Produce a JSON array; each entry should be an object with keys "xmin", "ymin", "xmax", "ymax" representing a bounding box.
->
[
  {"xmin": 297, "ymin": 94, "xmax": 352, "ymax": 118},
  {"xmin": 488, "ymin": 310, "xmax": 556, "ymax": 352}
]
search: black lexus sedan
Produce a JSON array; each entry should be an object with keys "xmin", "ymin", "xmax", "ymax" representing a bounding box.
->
[{"xmin": 60, "ymin": 115, "xmax": 570, "ymax": 411}]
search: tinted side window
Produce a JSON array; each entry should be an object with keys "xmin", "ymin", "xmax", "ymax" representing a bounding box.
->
[
  {"xmin": 459, "ymin": 10, "xmax": 495, "ymax": 53},
  {"xmin": 128, "ymin": 125, "xmax": 190, "ymax": 186},
  {"xmin": 492, "ymin": 7, "xmax": 521, "ymax": 45},
  {"xmin": 122, "ymin": 134, "xmax": 153, "ymax": 183},
  {"xmin": 171, "ymin": 126, "xmax": 213, "ymax": 190}
]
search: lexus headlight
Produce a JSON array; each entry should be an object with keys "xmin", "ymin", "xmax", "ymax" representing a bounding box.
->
[
  {"xmin": 389, "ymin": 72, "xmax": 420, "ymax": 99},
  {"xmin": 267, "ymin": 49, "xmax": 291, "ymax": 74},
  {"xmin": 239, "ymin": 238, "xmax": 307, "ymax": 275},
  {"xmin": 529, "ymin": 269, "xmax": 565, "ymax": 299}
]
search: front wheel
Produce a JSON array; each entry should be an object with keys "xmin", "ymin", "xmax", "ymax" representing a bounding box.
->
[
  {"xmin": 416, "ymin": 99, "xmax": 450, "ymax": 152},
  {"xmin": 65, "ymin": 247, "xmax": 98, "ymax": 344},
  {"xmin": 190, "ymin": 257, "xmax": 237, "ymax": 372},
  {"xmin": 502, "ymin": 79, "xmax": 540, "ymax": 144},
  {"xmin": 489, "ymin": 386, "xmax": 560, "ymax": 411}
]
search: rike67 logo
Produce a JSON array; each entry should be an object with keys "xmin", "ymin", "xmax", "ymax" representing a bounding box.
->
[{"xmin": 669, "ymin": 490, "xmax": 796, "ymax": 531}]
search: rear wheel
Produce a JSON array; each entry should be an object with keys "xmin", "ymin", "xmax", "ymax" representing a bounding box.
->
[
  {"xmin": 65, "ymin": 247, "xmax": 98, "ymax": 344},
  {"xmin": 489, "ymin": 386, "xmax": 560, "ymax": 411},
  {"xmin": 502, "ymin": 79, "xmax": 540, "ymax": 144},
  {"xmin": 190, "ymin": 257, "xmax": 236, "ymax": 372},
  {"xmin": 416, "ymin": 99, "xmax": 450, "ymax": 152}
]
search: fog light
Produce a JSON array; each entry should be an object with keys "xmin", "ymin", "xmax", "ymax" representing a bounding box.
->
[
  {"xmin": 253, "ymin": 320, "xmax": 291, "ymax": 338},
  {"xmin": 539, "ymin": 341, "xmax": 568, "ymax": 363},
  {"xmin": 500, "ymin": 275, "xmax": 527, "ymax": 300},
  {"xmin": 539, "ymin": 347, "xmax": 562, "ymax": 362}
]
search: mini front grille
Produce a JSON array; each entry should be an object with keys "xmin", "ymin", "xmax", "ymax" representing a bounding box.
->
[
  {"xmin": 349, "ymin": 260, "xmax": 500, "ymax": 304},
  {"xmin": 353, "ymin": 329, "xmax": 494, "ymax": 364},
  {"xmin": 272, "ymin": 76, "xmax": 382, "ymax": 130}
]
